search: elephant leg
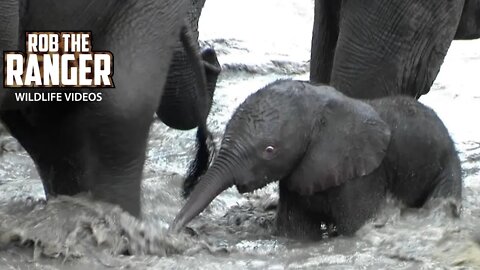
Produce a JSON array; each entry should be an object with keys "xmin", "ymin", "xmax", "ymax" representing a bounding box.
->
[
  {"xmin": 428, "ymin": 154, "xmax": 462, "ymax": 206},
  {"xmin": 1, "ymin": 95, "xmax": 154, "ymax": 217},
  {"xmin": 75, "ymin": 86, "xmax": 161, "ymax": 217},
  {"xmin": 0, "ymin": 102, "xmax": 86, "ymax": 196},
  {"xmin": 330, "ymin": 0, "xmax": 465, "ymax": 99},
  {"xmin": 83, "ymin": 112, "xmax": 151, "ymax": 217},
  {"xmin": 276, "ymin": 181, "xmax": 330, "ymax": 239},
  {"xmin": 329, "ymin": 171, "xmax": 387, "ymax": 236},
  {"xmin": 454, "ymin": 0, "xmax": 480, "ymax": 40},
  {"xmin": 309, "ymin": 0, "xmax": 342, "ymax": 84}
]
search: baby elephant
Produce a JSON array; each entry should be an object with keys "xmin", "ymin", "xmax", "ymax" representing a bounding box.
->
[{"xmin": 171, "ymin": 80, "xmax": 462, "ymax": 238}]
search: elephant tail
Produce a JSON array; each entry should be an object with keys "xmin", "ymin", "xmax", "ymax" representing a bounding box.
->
[{"xmin": 183, "ymin": 126, "xmax": 215, "ymax": 198}]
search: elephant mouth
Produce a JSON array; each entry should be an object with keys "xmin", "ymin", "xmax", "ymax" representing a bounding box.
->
[
  {"xmin": 236, "ymin": 184, "xmax": 250, "ymax": 194},
  {"xmin": 235, "ymin": 176, "xmax": 276, "ymax": 194}
]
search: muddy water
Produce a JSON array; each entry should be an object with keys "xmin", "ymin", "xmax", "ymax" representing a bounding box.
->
[{"xmin": 1, "ymin": 0, "xmax": 480, "ymax": 269}]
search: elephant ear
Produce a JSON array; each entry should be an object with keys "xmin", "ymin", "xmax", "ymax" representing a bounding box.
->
[{"xmin": 286, "ymin": 94, "xmax": 391, "ymax": 196}]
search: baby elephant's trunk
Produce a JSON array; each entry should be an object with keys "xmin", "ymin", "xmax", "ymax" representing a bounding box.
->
[{"xmin": 170, "ymin": 163, "xmax": 233, "ymax": 233}]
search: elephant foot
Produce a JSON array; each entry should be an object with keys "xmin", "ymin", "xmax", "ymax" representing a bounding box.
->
[
  {"xmin": 275, "ymin": 219, "xmax": 328, "ymax": 241},
  {"xmin": 276, "ymin": 189, "xmax": 329, "ymax": 240}
]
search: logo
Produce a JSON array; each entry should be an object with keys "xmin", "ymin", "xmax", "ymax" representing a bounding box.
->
[{"xmin": 3, "ymin": 32, "xmax": 114, "ymax": 88}]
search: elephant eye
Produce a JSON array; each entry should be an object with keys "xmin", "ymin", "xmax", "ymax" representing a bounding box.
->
[
  {"xmin": 265, "ymin": 145, "xmax": 275, "ymax": 153},
  {"xmin": 263, "ymin": 145, "xmax": 277, "ymax": 160}
]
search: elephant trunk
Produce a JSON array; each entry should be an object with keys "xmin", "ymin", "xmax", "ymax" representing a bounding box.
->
[
  {"xmin": 170, "ymin": 162, "xmax": 233, "ymax": 233},
  {"xmin": 158, "ymin": 0, "xmax": 217, "ymax": 131},
  {"xmin": 158, "ymin": 48, "xmax": 219, "ymax": 131}
]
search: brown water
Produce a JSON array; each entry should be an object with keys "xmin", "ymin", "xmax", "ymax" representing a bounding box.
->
[{"xmin": 1, "ymin": 0, "xmax": 480, "ymax": 268}]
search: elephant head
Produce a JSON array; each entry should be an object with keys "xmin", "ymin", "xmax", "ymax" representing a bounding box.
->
[{"xmin": 170, "ymin": 80, "xmax": 391, "ymax": 232}]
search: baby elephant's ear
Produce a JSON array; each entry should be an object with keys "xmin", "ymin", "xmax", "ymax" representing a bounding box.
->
[{"xmin": 286, "ymin": 96, "xmax": 391, "ymax": 196}]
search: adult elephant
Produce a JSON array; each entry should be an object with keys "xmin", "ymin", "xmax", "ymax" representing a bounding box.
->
[
  {"xmin": 310, "ymin": 0, "xmax": 480, "ymax": 99},
  {"xmin": 0, "ymin": 0, "xmax": 219, "ymax": 217},
  {"xmin": 170, "ymin": 80, "xmax": 462, "ymax": 238}
]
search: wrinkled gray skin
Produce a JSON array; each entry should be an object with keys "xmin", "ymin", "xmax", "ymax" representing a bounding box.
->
[
  {"xmin": 455, "ymin": 0, "xmax": 480, "ymax": 40},
  {"xmin": 159, "ymin": 0, "xmax": 221, "ymax": 131},
  {"xmin": 171, "ymin": 80, "xmax": 462, "ymax": 238},
  {"xmin": 0, "ymin": 0, "xmax": 218, "ymax": 217},
  {"xmin": 310, "ymin": 0, "xmax": 480, "ymax": 99},
  {"xmin": 159, "ymin": 48, "xmax": 220, "ymax": 131}
]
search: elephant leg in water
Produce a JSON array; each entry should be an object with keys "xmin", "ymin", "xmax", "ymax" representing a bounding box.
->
[
  {"xmin": 0, "ymin": 0, "xmax": 214, "ymax": 217},
  {"xmin": 310, "ymin": 0, "xmax": 479, "ymax": 99}
]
